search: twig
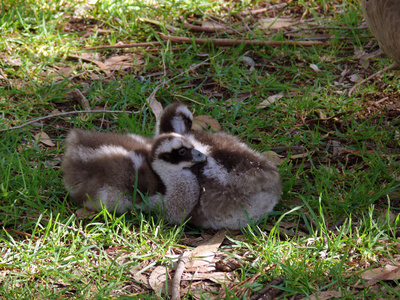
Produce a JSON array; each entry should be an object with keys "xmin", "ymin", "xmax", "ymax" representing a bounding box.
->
[
  {"xmin": 69, "ymin": 88, "xmax": 90, "ymax": 110},
  {"xmin": 240, "ymin": 3, "xmax": 288, "ymax": 15},
  {"xmin": 171, "ymin": 254, "xmax": 189, "ymax": 300},
  {"xmin": 0, "ymin": 110, "xmax": 138, "ymax": 133},
  {"xmin": 3, "ymin": 229, "xmax": 39, "ymax": 241},
  {"xmin": 184, "ymin": 22, "xmax": 238, "ymax": 34},
  {"xmin": 160, "ymin": 33, "xmax": 324, "ymax": 47},
  {"xmin": 81, "ymin": 42, "xmax": 163, "ymax": 51},
  {"xmin": 0, "ymin": 68, "xmax": 12, "ymax": 88},
  {"xmin": 348, "ymin": 62, "xmax": 400, "ymax": 96}
]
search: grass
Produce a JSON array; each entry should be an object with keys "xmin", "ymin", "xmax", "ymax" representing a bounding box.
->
[{"xmin": 1, "ymin": 0, "xmax": 400, "ymax": 298}]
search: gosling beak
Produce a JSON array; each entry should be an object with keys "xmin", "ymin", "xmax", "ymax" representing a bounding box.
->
[{"xmin": 192, "ymin": 149, "xmax": 206, "ymax": 163}]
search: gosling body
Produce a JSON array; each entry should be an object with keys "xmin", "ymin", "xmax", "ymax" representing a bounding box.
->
[
  {"xmin": 157, "ymin": 103, "xmax": 282, "ymax": 230},
  {"xmin": 62, "ymin": 129, "xmax": 206, "ymax": 224}
]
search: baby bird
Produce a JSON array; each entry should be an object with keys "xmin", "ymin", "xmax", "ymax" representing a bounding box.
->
[
  {"xmin": 156, "ymin": 103, "xmax": 282, "ymax": 230},
  {"xmin": 62, "ymin": 129, "xmax": 206, "ymax": 224}
]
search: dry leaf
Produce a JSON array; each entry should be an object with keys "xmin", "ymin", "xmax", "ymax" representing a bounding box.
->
[
  {"xmin": 68, "ymin": 53, "xmax": 102, "ymax": 62},
  {"xmin": 259, "ymin": 17, "xmax": 294, "ymax": 30},
  {"xmin": 6, "ymin": 57, "xmax": 22, "ymax": 66},
  {"xmin": 261, "ymin": 151, "xmax": 284, "ymax": 166},
  {"xmin": 74, "ymin": 208, "xmax": 97, "ymax": 219},
  {"xmin": 226, "ymin": 92, "xmax": 253, "ymax": 105},
  {"xmin": 201, "ymin": 21, "xmax": 227, "ymax": 31},
  {"xmin": 186, "ymin": 229, "xmax": 226, "ymax": 268},
  {"xmin": 257, "ymin": 92, "xmax": 283, "ymax": 109},
  {"xmin": 241, "ymin": 56, "xmax": 255, "ymax": 71},
  {"xmin": 310, "ymin": 63, "xmax": 321, "ymax": 73},
  {"xmin": 104, "ymin": 55, "xmax": 139, "ymax": 71},
  {"xmin": 148, "ymin": 97, "xmax": 163, "ymax": 121},
  {"xmin": 192, "ymin": 115, "xmax": 221, "ymax": 132},
  {"xmin": 182, "ymin": 272, "xmax": 232, "ymax": 284},
  {"xmin": 349, "ymin": 74, "xmax": 360, "ymax": 83},
  {"xmin": 290, "ymin": 152, "xmax": 312, "ymax": 159},
  {"xmin": 57, "ymin": 66, "xmax": 75, "ymax": 77},
  {"xmin": 306, "ymin": 290, "xmax": 343, "ymax": 300},
  {"xmin": 35, "ymin": 131, "xmax": 55, "ymax": 147},
  {"xmin": 362, "ymin": 264, "xmax": 400, "ymax": 281},
  {"xmin": 148, "ymin": 266, "xmax": 169, "ymax": 296}
]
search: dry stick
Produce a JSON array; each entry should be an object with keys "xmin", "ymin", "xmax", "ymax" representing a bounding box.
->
[
  {"xmin": 0, "ymin": 110, "xmax": 138, "ymax": 133},
  {"xmin": 184, "ymin": 22, "xmax": 239, "ymax": 34},
  {"xmin": 159, "ymin": 33, "xmax": 324, "ymax": 47},
  {"xmin": 82, "ymin": 42, "xmax": 163, "ymax": 51},
  {"xmin": 348, "ymin": 62, "xmax": 400, "ymax": 96},
  {"xmin": 4, "ymin": 229, "xmax": 38, "ymax": 241},
  {"xmin": 171, "ymin": 255, "xmax": 189, "ymax": 300},
  {"xmin": 240, "ymin": 3, "xmax": 288, "ymax": 15},
  {"xmin": 0, "ymin": 68, "xmax": 12, "ymax": 88}
]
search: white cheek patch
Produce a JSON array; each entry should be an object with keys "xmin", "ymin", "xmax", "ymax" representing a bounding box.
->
[
  {"xmin": 128, "ymin": 152, "xmax": 144, "ymax": 172},
  {"xmin": 155, "ymin": 135, "xmax": 185, "ymax": 156}
]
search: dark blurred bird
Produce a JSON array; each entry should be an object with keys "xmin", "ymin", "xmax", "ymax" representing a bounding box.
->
[
  {"xmin": 361, "ymin": 0, "xmax": 400, "ymax": 69},
  {"xmin": 350, "ymin": 0, "xmax": 400, "ymax": 95}
]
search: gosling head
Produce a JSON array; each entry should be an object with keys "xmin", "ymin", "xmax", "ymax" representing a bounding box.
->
[
  {"xmin": 151, "ymin": 133, "xmax": 206, "ymax": 173},
  {"xmin": 156, "ymin": 103, "xmax": 193, "ymax": 136}
]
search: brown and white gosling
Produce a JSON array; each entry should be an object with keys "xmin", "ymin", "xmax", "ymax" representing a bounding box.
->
[
  {"xmin": 62, "ymin": 129, "xmax": 206, "ymax": 224},
  {"xmin": 156, "ymin": 103, "xmax": 282, "ymax": 230}
]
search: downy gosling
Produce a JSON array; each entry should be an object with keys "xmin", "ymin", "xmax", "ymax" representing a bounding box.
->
[
  {"xmin": 156, "ymin": 103, "xmax": 282, "ymax": 230},
  {"xmin": 62, "ymin": 129, "xmax": 206, "ymax": 224}
]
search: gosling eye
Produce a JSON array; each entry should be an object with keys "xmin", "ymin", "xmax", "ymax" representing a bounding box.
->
[{"xmin": 178, "ymin": 148, "xmax": 187, "ymax": 156}]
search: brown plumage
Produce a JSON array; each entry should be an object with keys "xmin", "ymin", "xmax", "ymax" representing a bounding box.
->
[
  {"xmin": 361, "ymin": 0, "xmax": 400, "ymax": 67},
  {"xmin": 361, "ymin": 0, "xmax": 400, "ymax": 68},
  {"xmin": 62, "ymin": 129, "xmax": 206, "ymax": 223},
  {"xmin": 157, "ymin": 103, "xmax": 282, "ymax": 230},
  {"xmin": 349, "ymin": 1, "xmax": 400, "ymax": 95}
]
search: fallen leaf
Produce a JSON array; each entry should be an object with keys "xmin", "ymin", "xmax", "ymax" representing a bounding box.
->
[
  {"xmin": 310, "ymin": 63, "xmax": 321, "ymax": 73},
  {"xmin": 35, "ymin": 131, "xmax": 55, "ymax": 147},
  {"xmin": 258, "ymin": 17, "xmax": 294, "ymax": 30},
  {"xmin": 182, "ymin": 272, "xmax": 232, "ymax": 284},
  {"xmin": 362, "ymin": 264, "xmax": 400, "ymax": 281},
  {"xmin": 306, "ymin": 290, "xmax": 342, "ymax": 300},
  {"xmin": 148, "ymin": 96, "xmax": 163, "ymax": 121},
  {"xmin": 186, "ymin": 229, "xmax": 227, "ymax": 268},
  {"xmin": 257, "ymin": 92, "xmax": 283, "ymax": 108},
  {"xmin": 348, "ymin": 74, "xmax": 361, "ymax": 83},
  {"xmin": 261, "ymin": 151, "xmax": 284, "ymax": 166},
  {"xmin": 74, "ymin": 4, "xmax": 93, "ymax": 17},
  {"xmin": 68, "ymin": 53, "xmax": 102, "ymax": 62},
  {"xmin": 74, "ymin": 208, "xmax": 97, "ymax": 219},
  {"xmin": 241, "ymin": 56, "xmax": 255, "ymax": 71},
  {"xmin": 57, "ymin": 66, "xmax": 75, "ymax": 77},
  {"xmin": 201, "ymin": 21, "xmax": 227, "ymax": 31},
  {"xmin": 290, "ymin": 152, "xmax": 312, "ymax": 159},
  {"xmin": 192, "ymin": 115, "xmax": 221, "ymax": 132},
  {"xmin": 226, "ymin": 92, "xmax": 253, "ymax": 105},
  {"xmin": 148, "ymin": 266, "xmax": 169, "ymax": 296},
  {"xmin": 6, "ymin": 57, "xmax": 22, "ymax": 66}
]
